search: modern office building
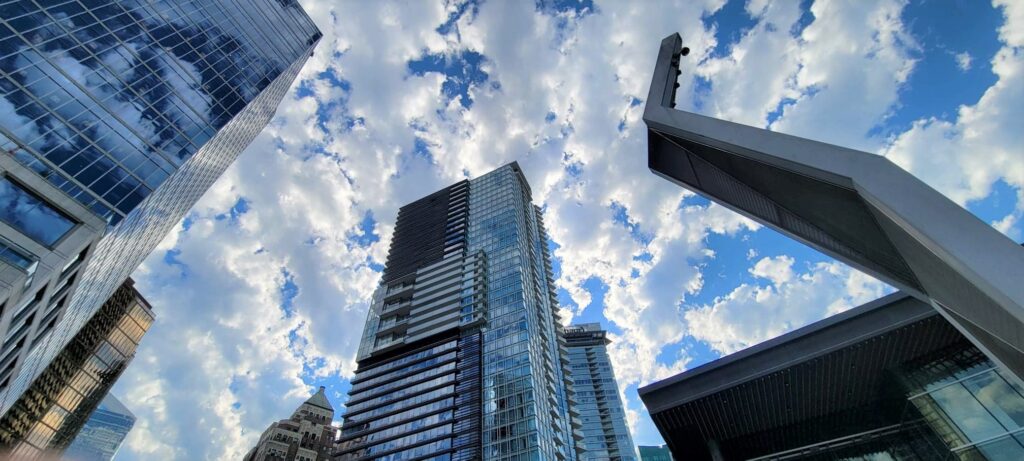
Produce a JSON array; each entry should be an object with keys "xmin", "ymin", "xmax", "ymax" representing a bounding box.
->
[
  {"xmin": 642, "ymin": 33, "xmax": 1024, "ymax": 387},
  {"xmin": 565, "ymin": 324, "xmax": 637, "ymax": 461},
  {"xmin": 637, "ymin": 445, "xmax": 672, "ymax": 461},
  {"xmin": 639, "ymin": 292, "xmax": 1024, "ymax": 460},
  {"xmin": 336, "ymin": 163, "xmax": 584, "ymax": 460},
  {"xmin": 244, "ymin": 386, "xmax": 337, "ymax": 461},
  {"xmin": 64, "ymin": 393, "xmax": 136, "ymax": 461},
  {"xmin": 0, "ymin": 278, "xmax": 153, "ymax": 459},
  {"xmin": 0, "ymin": 0, "xmax": 322, "ymax": 417}
]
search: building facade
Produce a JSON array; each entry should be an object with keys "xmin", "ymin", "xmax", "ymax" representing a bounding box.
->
[
  {"xmin": 639, "ymin": 292, "xmax": 1024, "ymax": 460},
  {"xmin": 337, "ymin": 163, "xmax": 584, "ymax": 461},
  {"xmin": 0, "ymin": 278, "xmax": 153, "ymax": 459},
  {"xmin": 0, "ymin": 0, "xmax": 322, "ymax": 417},
  {"xmin": 244, "ymin": 386, "xmax": 337, "ymax": 461},
  {"xmin": 636, "ymin": 445, "xmax": 672, "ymax": 461},
  {"xmin": 63, "ymin": 393, "xmax": 136, "ymax": 461},
  {"xmin": 565, "ymin": 324, "xmax": 637, "ymax": 461}
]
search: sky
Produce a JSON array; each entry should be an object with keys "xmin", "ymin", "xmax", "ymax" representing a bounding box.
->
[{"xmin": 107, "ymin": 0, "xmax": 1024, "ymax": 458}]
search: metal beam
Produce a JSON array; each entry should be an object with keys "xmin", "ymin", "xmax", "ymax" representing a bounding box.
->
[{"xmin": 643, "ymin": 33, "xmax": 1024, "ymax": 384}]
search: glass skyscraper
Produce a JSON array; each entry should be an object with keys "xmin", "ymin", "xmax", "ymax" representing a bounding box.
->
[
  {"xmin": 565, "ymin": 324, "xmax": 637, "ymax": 461},
  {"xmin": 64, "ymin": 393, "xmax": 136, "ymax": 461},
  {"xmin": 0, "ymin": 0, "xmax": 321, "ymax": 417},
  {"xmin": 338, "ymin": 163, "xmax": 585, "ymax": 460},
  {"xmin": 636, "ymin": 445, "xmax": 672, "ymax": 461}
]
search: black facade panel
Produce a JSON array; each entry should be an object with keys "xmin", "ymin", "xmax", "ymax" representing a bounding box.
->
[{"xmin": 381, "ymin": 180, "xmax": 470, "ymax": 284}]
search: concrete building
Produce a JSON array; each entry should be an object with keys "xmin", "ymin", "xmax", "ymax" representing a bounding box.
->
[
  {"xmin": 0, "ymin": 278, "xmax": 153, "ymax": 459},
  {"xmin": 565, "ymin": 324, "xmax": 637, "ymax": 461},
  {"xmin": 637, "ymin": 445, "xmax": 672, "ymax": 461},
  {"xmin": 639, "ymin": 292, "xmax": 1024, "ymax": 460},
  {"xmin": 244, "ymin": 386, "xmax": 337, "ymax": 461},
  {"xmin": 337, "ymin": 163, "xmax": 584, "ymax": 460},
  {"xmin": 0, "ymin": 0, "xmax": 322, "ymax": 416},
  {"xmin": 64, "ymin": 393, "xmax": 136, "ymax": 461}
]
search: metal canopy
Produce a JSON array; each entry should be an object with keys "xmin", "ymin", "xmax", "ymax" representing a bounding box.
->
[
  {"xmin": 637, "ymin": 293, "xmax": 968, "ymax": 460},
  {"xmin": 643, "ymin": 33, "xmax": 1024, "ymax": 384}
]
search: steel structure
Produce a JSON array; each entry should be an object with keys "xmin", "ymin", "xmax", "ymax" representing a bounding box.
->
[{"xmin": 643, "ymin": 33, "xmax": 1024, "ymax": 385}]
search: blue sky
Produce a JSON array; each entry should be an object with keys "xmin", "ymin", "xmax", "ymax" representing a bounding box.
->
[{"xmin": 110, "ymin": 0, "xmax": 1024, "ymax": 458}]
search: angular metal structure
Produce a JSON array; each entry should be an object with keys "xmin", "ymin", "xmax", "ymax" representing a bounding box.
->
[{"xmin": 644, "ymin": 33, "xmax": 1024, "ymax": 383}]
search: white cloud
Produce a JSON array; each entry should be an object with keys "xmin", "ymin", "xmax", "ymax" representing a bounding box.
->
[
  {"xmin": 771, "ymin": 0, "xmax": 918, "ymax": 151},
  {"xmin": 955, "ymin": 51, "xmax": 973, "ymax": 71},
  {"xmin": 103, "ymin": 0, "xmax": 1023, "ymax": 456},
  {"xmin": 993, "ymin": 212, "xmax": 1022, "ymax": 241},
  {"xmin": 881, "ymin": 0, "xmax": 1024, "ymax": 237},
  {"xmin": 750, "ymin": 255, "xmax": 795, "ymax": 286},
  {"xmin": 685, "ymin": 260, "xmax": 890, "ymax": 356},
  {"xmin": 697, "ymin": 0, "xmax": 804, "ymax": 126}
]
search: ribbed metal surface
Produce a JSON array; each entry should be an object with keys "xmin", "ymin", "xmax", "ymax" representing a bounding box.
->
[
  {"xmin": 382, "ymin": 180, "xmax": 469, "ymax": 284},
  {"xmin": 872, "ymin": 208, "xmax": 1024, "ymax": 380},
  {"xmin": 650, "ymin": 315, "xmax": 966, "ymax": 460},
  {"xmin": 653, "ymin": 133, "xmax": 922, "ymax": 293}
]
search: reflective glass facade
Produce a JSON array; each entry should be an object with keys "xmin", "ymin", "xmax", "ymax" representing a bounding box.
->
[
  {"xmin": 64, "ymin": 393, "xmax": 136, "ymax": 461},
  {"xmin": 340, "ymin": 164, "xmax": 582, "ymax": 461},
  {"xmin": 0, "ymin": 0, "xmax": 321, "ymax": 416},
  {"xmin": 765, "ymin": 345, "xmax": 1024, "ymax": 461},
  {"xmin": 0, "ymin": 279, "xmax": 153, "ymax": 459},
  {"xmin": 900, "ymin": 347, "xmax": 1024, "ymax": 460},
  {"xmin": 637, "ymin": 445, "xmax": 672, "ymax": 461},
  {"xmin": 1, "ymin": 0, "xmax": 320, "ymax": 224},
  {"xmin": 565, "ymin": 324, "xmax": 636, "ymax": 461},
  {"xmin": 338, "ymin": 334, "xmax": 467, "ymax": 461},
  {"xmin": 470, "ymin": 165, "xmax": 578, "ymax": 461},
  {"xmin": 0, "ymin": 176, "xmax": 74, "ymax": 246}
]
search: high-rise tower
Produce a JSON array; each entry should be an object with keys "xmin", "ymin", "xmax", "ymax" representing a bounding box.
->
[
  {"xmin": 64, "ymin": 393, "xmax": 137, "ymax": 461},
  {"xmin": 245, "ymin": 386, "xmax": 337, "ymax": 461},
  {"xmin": 0, "ymin": 0, "xmax": 322, "ymax": 415},
  {"xmin": 565, "ymin": 324, "xmax": 637, "ymax": 461},
  {"xmin": 337, "ymin": 163, "xmax": 583, "ymax": 460}
]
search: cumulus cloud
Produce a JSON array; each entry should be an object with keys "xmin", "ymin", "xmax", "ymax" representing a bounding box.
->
[
  {"xmin": 685, "ymin": 259, "xmax": 890, "ymax": 355},
  {"xmin": 103, "ymin": 0, "xmax": 1023, "ymax": 457},
  {"xmin": 771, "ymin": 0, "xmax": 918, "ymax": 150},
  {"xmin": 955, "ymin": 51, "xmax": 973, "ymax": 71},
  {"xmin": 881, "ymin": 0, "xmax": 1024, "ymax": 238},
  {"xmin": 750, "ymin": 255, "xmax": 795, "ymax": 286}
]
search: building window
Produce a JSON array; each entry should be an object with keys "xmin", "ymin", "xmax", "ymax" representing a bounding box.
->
[{"xmin": 0, "ymin": 176, "xmax": 75, "ymax": 246}]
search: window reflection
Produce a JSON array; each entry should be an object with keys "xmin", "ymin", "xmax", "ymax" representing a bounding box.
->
[
  {"xmin": 908, "ymin": 358, "xmax": 1024, "ymax": 460},
  {"xmin": 0, "ymin": 176, "xmax": 75, "ymax": 246}
]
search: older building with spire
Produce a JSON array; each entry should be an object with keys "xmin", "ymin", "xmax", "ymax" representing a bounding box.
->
[{"xmin": 244, "ymin": 386, "xmax": 337, "ymax": 461}]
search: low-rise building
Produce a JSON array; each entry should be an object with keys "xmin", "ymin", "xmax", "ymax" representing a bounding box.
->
[{"xmin": 244, "ymin": 386, "xmax": 337, "ymax": 461}]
